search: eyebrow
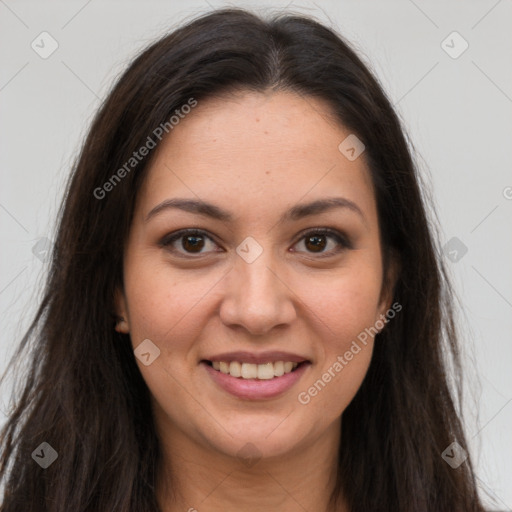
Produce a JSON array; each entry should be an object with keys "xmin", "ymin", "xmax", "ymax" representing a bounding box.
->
[{"xmin": 145, "ymin": 196, "xmax": 367, "ymax": 225}]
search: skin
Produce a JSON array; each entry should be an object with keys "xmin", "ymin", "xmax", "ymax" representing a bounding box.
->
[{"xmin": 115, "ymin": 90, "xmax": 397, "ymax": 512}]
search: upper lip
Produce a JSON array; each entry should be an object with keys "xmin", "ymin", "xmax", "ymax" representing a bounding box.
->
[{"xmin": 203, "ymin": 351, "xmax": 310, "ymax": 364}]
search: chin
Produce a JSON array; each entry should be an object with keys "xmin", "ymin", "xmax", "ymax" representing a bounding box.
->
[{"xmin": 203, "ymin": 416, "xmax": 311, "ymax": 462}]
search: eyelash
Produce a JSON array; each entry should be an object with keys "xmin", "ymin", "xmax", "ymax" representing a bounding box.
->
[{"xmin": 159, "ymin": 227, "xmax": 352, "ymax": 259}]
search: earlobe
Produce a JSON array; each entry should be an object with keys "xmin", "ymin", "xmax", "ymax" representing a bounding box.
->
[
  {"xmin": 114, "ymin": 288, "xmax": 130, "ymax": 333},
  {"xmin": 115, "ymin": 316, "xmax": 129, "ymax": 333}
]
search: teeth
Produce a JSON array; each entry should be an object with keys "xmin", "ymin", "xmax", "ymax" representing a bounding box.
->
[
  {"xmin": 211, "ymin": 360, "xmax": 300, "ymax": 379},
  {"xmin": 257, "ymin": 362, "xmax": 274, "ymax": 380},
  {"xmin": 229, "ymin": 361, "xmax": 241, "ymax": 377},
  {"xmin": 241, "ymin": 362, "xmax": 258, "ymax": 379}
]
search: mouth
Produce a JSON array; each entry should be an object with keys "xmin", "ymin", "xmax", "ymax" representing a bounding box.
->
[
  {"xmin": 201, "ymin": 357, "xmax": 311, "ymax": 400},
  {"xmin": 203, "ymin": 360, "xmax": 307, "ymax": 380}
]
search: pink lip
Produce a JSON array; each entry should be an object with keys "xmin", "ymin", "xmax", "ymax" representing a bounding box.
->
[
  {"xmin": 205, "ymin": 351, "xmax": 309, "ymax": 364},
  {"xmin": 202, "ymin": 361, "xmax": 310, "ymax": 400}
]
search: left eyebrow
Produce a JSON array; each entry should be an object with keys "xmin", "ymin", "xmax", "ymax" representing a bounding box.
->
[
  {"xmin": 284, "ymin": 197, "xmax": 367, "ymax": 225},
  {"xmin": 145, "ymin": 196, "xmax": 367, "ymax": 226}
]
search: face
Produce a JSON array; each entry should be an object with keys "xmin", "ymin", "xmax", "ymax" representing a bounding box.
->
[{"xmin": 115, "ymin": 90, "xmax": 395, "ymax": 463}]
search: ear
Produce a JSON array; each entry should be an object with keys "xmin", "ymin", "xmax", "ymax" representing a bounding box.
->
[
  {"xmin": 114, "ymin": 287, "xmax": 130, "ymax": 333},
  {"xmin": 377, "ymin": 248, "xmax": 400, "ymax": 322}
]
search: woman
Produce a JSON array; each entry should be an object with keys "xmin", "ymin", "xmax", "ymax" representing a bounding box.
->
[{"xmin": 0, "ymin": 7, "xmax": 487, "ymax": 511}]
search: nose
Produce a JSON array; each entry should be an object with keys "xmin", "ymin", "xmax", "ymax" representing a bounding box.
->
[{"xmin": 218, "ymin": 249, "xmax": 297, "ymax": 336}]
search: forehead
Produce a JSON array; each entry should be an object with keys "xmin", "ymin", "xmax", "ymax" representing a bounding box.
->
[{"xmin": 137, "ymin": 90, "xmax": 377, "ymax": 226}]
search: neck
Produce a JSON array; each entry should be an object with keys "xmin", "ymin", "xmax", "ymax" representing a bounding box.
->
[{"xmin": 156, "ymin": 417, "xmax": 346, "ymax": 512}]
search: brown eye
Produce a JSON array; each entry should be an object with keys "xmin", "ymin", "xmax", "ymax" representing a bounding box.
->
[
  {"xmin": 160, "ymin": 229, "xmax": 220, "ymax": 256},
  {"xmin": 304, "ymin": 234, "xmax": 327, "ymax": 252},
  {"xmin": 293, "ymin": 228, "xmax": 351, "ymax": 257},
  {"xmin": 181, "ymin": 234, "xmax": 205, "ymax": 252},
  {"xmin": 160, "ymin": 227, "xmax": 351, "ymax": 259}
]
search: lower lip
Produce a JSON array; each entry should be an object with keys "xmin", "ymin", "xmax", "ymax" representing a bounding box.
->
[{"xmin": 202, "ymin": 361, "xmax": 310, "ymax": 400}]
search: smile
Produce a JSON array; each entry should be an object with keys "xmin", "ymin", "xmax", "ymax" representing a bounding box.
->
[
  {"xmin": 210, "ymin": 360, "xmax": 300, "ymax": 380},
  {"xmin": 202, "ymin": 359, "xmax": 310, "ymax": 400}
]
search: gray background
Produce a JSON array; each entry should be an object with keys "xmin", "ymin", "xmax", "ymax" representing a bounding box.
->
[{"xmin": 0, "ymin": 0, "xmax": 511, "ymax": 509}]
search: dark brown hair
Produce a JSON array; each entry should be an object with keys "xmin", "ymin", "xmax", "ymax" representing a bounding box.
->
[{"xmin": 0, "ymin": 7, "xmax": 487, "ymax": 511}]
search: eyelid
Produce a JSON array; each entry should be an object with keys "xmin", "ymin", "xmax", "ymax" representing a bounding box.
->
[
  {"xmin": 293, "ymin": 226, "xmax": 353, "ymax": 251},
  {"xmin": 159, "ymin": 227, "xmax": 352, "ymax": 257},
  {"xmin": 158, "ymin": 228, "xmax": 222, "ymax": 256}
]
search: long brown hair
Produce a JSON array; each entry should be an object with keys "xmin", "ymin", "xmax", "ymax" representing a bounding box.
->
[{"xmin": 0, "ymin": 7, "xmax": 487, "ymax": 511}]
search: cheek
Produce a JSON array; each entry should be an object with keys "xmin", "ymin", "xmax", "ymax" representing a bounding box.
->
[
  {"xmin": 293, "ymin": 262, "xmax": 382, "ymax": 413},
  {"xmin": 304, "ymin": 262, "xmax": 383, "ymax": 350},
  {"xmin": 122, "ymin": 261, "xmax": 217, "ymax": 413},
  {"xmin": 123, "ymin": 257, "xmax": 215, "ymax": 348}
]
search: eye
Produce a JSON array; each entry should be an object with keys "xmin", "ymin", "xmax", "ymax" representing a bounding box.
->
[
  {"xmin": 291, "ymin": 227, "xmax": 352, "ymax": 257},
  {"xmin": 159, "ymin": 227, "xmax": 352, "ymax": 258},
  {"xmin": 159, "ymin": 229, "xmax": 221, "ymax": 257}
]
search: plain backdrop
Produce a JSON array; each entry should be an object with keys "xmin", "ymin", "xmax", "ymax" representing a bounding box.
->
[{"xmin": 1, "ymin": 0, "xmax": 511, "ymax": 509}]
